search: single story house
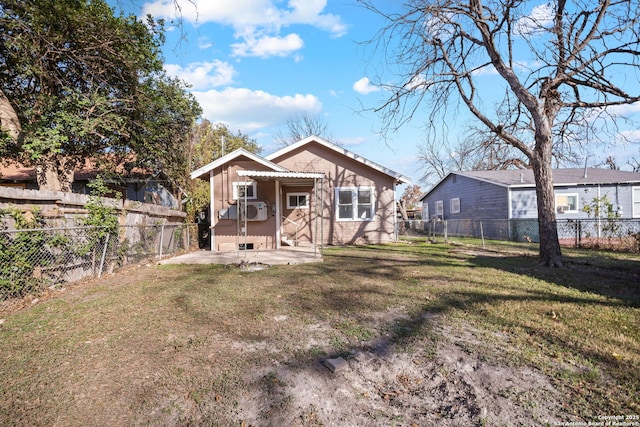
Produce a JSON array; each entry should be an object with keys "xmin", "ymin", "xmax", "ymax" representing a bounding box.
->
[
  {"xmin": 420, "ymin": 168, "xmax": 640, "ymax": 240},
  {"xmin": 190, "ymin": 136, "xmax": 411, "ymax": 252},
  {"xmin": 0, "ymin": 160, "xmax": 179, "ymax": 208}
]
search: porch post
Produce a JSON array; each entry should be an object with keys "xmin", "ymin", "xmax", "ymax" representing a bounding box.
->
[
  {"xmin": 393, "ymin": 182, "xmax": 398, "ymax": 242},
  {"xmin": 214, "ymin": 170, "xmax": 216, "ymax": 251},
  {"xmin": 275, "ymin": 180, "xmax": 281, "ymax": 250},
  {"xmin": 313, "ymin": 177, "xmax": 318, "ymax": 256}
]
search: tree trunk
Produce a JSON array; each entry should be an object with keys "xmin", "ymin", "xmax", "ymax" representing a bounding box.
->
[
  {"xmin": 531, "ymin": 157, "xmax": 563, "ymax": 267},
  {"xmin": 35, "ymin": 157, "xmax": 74, "ymax": 192},
  {"xmin": 0, "ymin": 89, "xmax": 22, "ymax": 143}
]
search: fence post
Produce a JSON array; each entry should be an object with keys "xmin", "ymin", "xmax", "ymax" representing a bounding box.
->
[
  {"xmin": 480, "ymin": 221, "xmax": 485, "ymax": 250},
  {"xmin": 98, "ymin": 232, "xmax": 110, "ymax": 278},
  {"xmin": 159, "ymin": 224, "xmax": 165, "ymax": 259},
  {"xmin": 444, "ymin": 220, "xmax": 448, "ymax": 241},
  {"xmin": 578, "ymin": 220, "xmax": 582, "ymax": 247}
]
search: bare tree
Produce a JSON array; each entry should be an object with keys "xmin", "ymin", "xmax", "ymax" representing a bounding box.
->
[
  {"xmin": 359, "ymin": 0, "xmax": 640, "ymax": 267},
  {"xmin": 418, "ymin": 130, "xmax": 529, "ymax": 187},
  {"xmin": 274, "ymin": 113, "xmax": 334, "ymax": 147}
]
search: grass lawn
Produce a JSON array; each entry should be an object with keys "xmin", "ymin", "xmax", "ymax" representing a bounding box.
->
[{"xmin": 0, "ymin": 239, "xmax": 638, "ymax": 426}]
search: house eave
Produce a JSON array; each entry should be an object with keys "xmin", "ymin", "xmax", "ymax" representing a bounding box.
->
[{"xmin": 190, "ymin": 148, "xmax": 289, "ymax": 181}]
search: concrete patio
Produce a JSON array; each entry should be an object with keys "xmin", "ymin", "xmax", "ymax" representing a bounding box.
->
[{"xmin": 158, "ymin": 246, "xmax": 323, "ymax": 266}]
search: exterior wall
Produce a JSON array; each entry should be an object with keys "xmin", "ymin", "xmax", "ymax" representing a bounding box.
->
[
  {"xmin": 510, "ymin": 188, "xmax": 538, "ymax": 219},
  {"xmin": 270, "ymin": 141, "xmax": 398, "ymax": 245},
  {"xmin": 423, "ymin": 174, "xmax": 509, "ymax": 221},
  {"xmin": 209, "ymin": 157, "xmax": 279, "ymax": 251},
  {"xmin": 512, "ymin": 183, "xmax": 637, "ymax": 220}
]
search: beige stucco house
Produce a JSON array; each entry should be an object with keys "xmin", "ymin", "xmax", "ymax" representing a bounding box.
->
[{"xmin": 190, "ymin": 136, "xmax": 411, "ymax": 252}]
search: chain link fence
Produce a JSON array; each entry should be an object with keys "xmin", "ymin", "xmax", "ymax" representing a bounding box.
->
[
  {"xmin": 1, "ymin": 223, "xmax": 197, "ymax": 299},
  {"xmin": 399, "ymin": 218, "xmax": 640, "ymax": 251}
]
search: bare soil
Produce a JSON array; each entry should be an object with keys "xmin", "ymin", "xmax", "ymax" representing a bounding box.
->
[{"xmin": 229, "ymin": 315, "xmax": 568, "ymax": 427}]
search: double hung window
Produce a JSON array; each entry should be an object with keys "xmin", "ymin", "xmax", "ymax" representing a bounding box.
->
[{"xmin": 336, "ymin": 187, "xmax": 374, "ymax": 221}]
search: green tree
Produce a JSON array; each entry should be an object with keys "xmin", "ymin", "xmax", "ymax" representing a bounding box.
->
[
  {"xmin": 359, "ymin": 0, "xmax": 640, "ymax": 267},
  {"xmin": 0, "ymin": 0, "xmax": 200, "ymax": 193},
  {"xmin": 185, "ymin": 121, "xmax": 261, "ymax": 219}
]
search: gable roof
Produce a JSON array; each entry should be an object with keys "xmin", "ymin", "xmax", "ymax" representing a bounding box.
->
[
  {"xmin": 459, "ymin": 168, "xmax": 640, "ymax": 188},
  {"xmin": 421, "ymin": 168, "xmax": 640, "ymax": 200},
  {"xmin": 265, "ymin": 135, "xmax": 411, "ymax": 184},
  {"xmin": 190, "ymin": 148, "xmax": 288, "ymax": 180}
]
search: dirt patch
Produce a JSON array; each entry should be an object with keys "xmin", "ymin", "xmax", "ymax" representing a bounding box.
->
[{"xmin": 230, "ymin": 317, "xmax": 568, "ymax": 427}]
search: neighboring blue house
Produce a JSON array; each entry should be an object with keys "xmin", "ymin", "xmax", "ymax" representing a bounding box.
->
[{"xmin": 420, "ymin": 168, "xmax": 640, "ymax": 240}]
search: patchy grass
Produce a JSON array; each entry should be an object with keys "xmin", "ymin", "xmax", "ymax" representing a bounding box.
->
[{"xmin": 0, "ymin": 240, "xmax": 638, "ymax": 426}]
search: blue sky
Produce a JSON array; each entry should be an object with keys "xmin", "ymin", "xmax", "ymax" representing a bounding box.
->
[
  {"xmin": 112, "ymin": 1, "xmax": 640, "ymax": 191},
  {"xmin": 109, "ymin": 0, "xmax": 426, "ymax": 189}
]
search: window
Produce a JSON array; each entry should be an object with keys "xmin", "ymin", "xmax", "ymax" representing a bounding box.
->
[
  {"xmin": 450, "ymin": 198, "xmax": 460, "ymax": 214},
  {"xmin": 555, "ymin": 193, "xmax": 578, "ymax": 213},
  {"xmin": 232, "ymin": 181, "xmax": 257, "ymax": 200},
  {"xmin": 336, "ymin": 187, "xmax": 374, "ymax": 221},
  {"xmin": 633, "ymin": 187, "xmax": 640, "ymax": 218},
  {"xmin": 435, "ymin": 200, "xmax": 444, "ymax": 216},
  {"xmin": 287, "ymin": 192, "xmax": 309, "ymax": 209}
]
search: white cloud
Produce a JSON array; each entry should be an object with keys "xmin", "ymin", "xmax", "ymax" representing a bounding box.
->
[
  {"xmin": 142, "ymin": 0, "xmax": 346, "ymax": 58},
  {"xmin": 197, "ymin": 37, "xmax": 214, "ymax": 49},
  {"xmin": 353, "ymin": 77, "xmax": 380, "ymax": 95},
  {"xmin": 193, "ymin": 87, "xmax": 322, "ymax": 131},
  {"xmin": 337, "ymin": 136, "xmax": 366, "ymax": 146},
  {"xmin": 231, "ymin": 33, "xmax": 304, "ymax": 58},
  {"xmin": 284, "ymin": 0, "xmax": 348, "ymax": 37},
  {"xmin": 472, "ymin": 64, "xmax": 499, "ymax": 76},
  {"xmin": 618, "ymin": 129, "xmax": 640, "ymax": 143},
  {"xmin": 515, "ymin": 3, "xmax": 554, "ymax": 36},
  {"xmin": 164, "ymin": 61, "xmax": 236, "ymax": 90},
  {"xmin": 605, "ymin": 101, "xmax": 640, "ymax": 117}
]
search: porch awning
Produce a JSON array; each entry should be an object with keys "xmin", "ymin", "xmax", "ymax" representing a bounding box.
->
[{"xmin": 237, "ymin": 170, "xmax": 325, "ymax": 179}]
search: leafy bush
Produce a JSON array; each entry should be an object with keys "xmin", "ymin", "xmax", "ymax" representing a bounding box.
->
[{"xmin": 0, "ymin": 207, "xmax": 56, "ymax": 298}]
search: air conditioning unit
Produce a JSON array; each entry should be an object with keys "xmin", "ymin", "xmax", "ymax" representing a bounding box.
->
[{"xmin": 241, "ymin": 201, "xmax": 268, "ymax": 221}]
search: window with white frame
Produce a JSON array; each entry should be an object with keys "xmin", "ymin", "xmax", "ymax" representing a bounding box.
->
[
  {"xmin": 287, "ymin": 192, "xmax": 309, "ymax": 209},
  {"xmin": 435, "ymin": 200, "xmax": 444, "ymax": 217},
  {"xmin": 633, "ymin": 187, "xmax": 640, "ymax": 218},
  {"xmin": 450, "ymin": 198, "xmax": 460, "ymax": 214},
  {"xmin": 336, "ymin": 187, "xmax": 374, "ymax": 221},
  {"xmin": 555, "ymin": 193, "xmax": 578, "ymax": 214},
  {"xmin": 232, "ymin": 181, "xmax": 257, "ymax": 200}
]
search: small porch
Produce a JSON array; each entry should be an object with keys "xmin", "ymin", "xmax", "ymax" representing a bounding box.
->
[{"xmin": 158, "ymin": 245, "xmax": 322, "ymax": 266}]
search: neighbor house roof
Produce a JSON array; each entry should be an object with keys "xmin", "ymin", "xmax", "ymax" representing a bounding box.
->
[
  {"xmin": 190, "ymin": 148, "xmax": 288, "ymax": 180},
  {"xmin": 265, "ymin": 135, "xmax": 411, "ymax": 184},
  {"xmin": 0, "ymin": 158, "xmax": 153, "ymax": 183},
  {"xmin": 459, "ymin": 168, "xmax": 640, "ymax": 188},
  {"xmin": 421, "ymin": 168, "xmax": 640, "ymax": 200}
]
